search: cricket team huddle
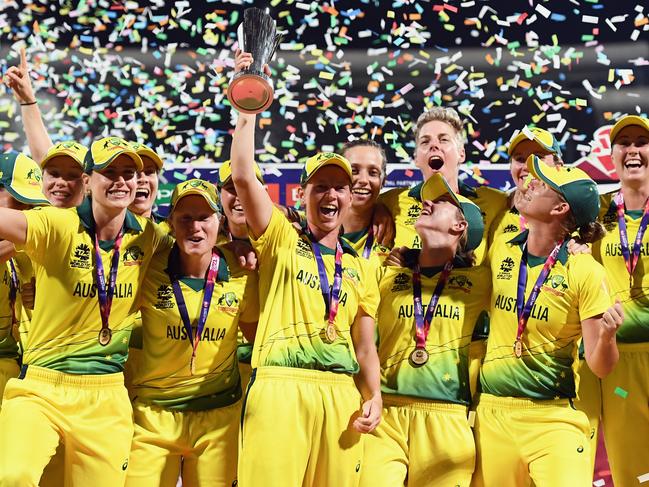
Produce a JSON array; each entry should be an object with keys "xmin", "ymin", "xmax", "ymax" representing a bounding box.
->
[{"xmin": 0, "ymin": 49, "xmax": 647, "ymax": 487}]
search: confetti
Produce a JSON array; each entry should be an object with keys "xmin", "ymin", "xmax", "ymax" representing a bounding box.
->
[
  {"xmin": 639, "ymin": 473, "xmax": 649, "ymax": 484},
  {"xmin": 614, "ymin": 386, "xmax": 628, "ymax": 398}
]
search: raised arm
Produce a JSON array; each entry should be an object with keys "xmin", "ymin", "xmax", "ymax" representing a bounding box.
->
[
  {"xmin": 581, "ymin": 300, "xmax": 623, "ymax": 378},
  {"xmin": 4, "ymin": 47, "xmax": 53, "ymax": 163},
  {"xmin": 228, "ymin": 50, "xmax": 273, "ymax": 239}
]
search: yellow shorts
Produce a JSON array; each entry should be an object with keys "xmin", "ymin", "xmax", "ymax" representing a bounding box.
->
[
  {"xmin": 239, "ymin": 366, "xmax": 364, "ymax": 487},
  {"xmin": 573, "ymin": 358, "xmax": 601, "ymax": 476},
  {"xmin": 473, "ymin": 393, "xmax": 591, "ymax": 487},
  {"xmin": 0, "ymin": 358, "xmax": 20, "ymax": 406},
  {"xmin": 361, "ymin": 394, "xmax": 474, "ymax": 487},
  {"xmin": 0, "ymin": 365, "xmax": 133, "ymax": 487},
  {"xmin": 126, "ymin": 399, "xmax": 240, "ymax": 487},
  {"xmin": 601, "ymin": 342, "xmax": 649, "ymax": 487}
]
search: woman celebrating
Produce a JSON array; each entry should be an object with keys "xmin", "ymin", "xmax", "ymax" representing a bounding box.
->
[
  {"xmin": 474, "ymin": 155, "xmax": 623, "ymax": 487},
  {"xmin": 126, "ymin": 179, "xmax": 258, "ymax": 487},
  {"xmin": 361, "ymin": 173, "xmax": 489, "ymax": 487},
  {"xmin": 0, "ymin": 137, "xmax": 172, "ymax": 487},
  {"xmin": 230, "ymin": 50, "xmax": 381, "ymax": 487}
]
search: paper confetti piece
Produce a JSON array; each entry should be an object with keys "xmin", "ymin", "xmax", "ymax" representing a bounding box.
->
[
  {"xmin": 639, "ymin": 473, "xmax": 649, "ymax": 484},
  {"xmin": 614, "ymin": 387, "xmax": 628, "ymax": 398}
]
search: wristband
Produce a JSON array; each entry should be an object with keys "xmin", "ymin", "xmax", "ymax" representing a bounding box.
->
[{"xmin": 20, "ymin": 100, "xmax": 37, "ymax": 106}]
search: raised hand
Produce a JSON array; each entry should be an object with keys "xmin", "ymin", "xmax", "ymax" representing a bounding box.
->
[{"xmin": 4, "ymin": 47, "xmax": 36, "ymax": 105}]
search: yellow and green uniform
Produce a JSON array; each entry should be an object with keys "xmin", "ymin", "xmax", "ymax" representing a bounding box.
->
[
  {"xmin": 342, "ymin": 227, "xmax": 391, "ymax": 283},
  {"xmin": 126, "ymin": 245, "xmax": 258, "ymax": 487},
  {"xmin": 378, "ymin": 181, "xmax": 507, "ymax": 265},
  {"xmin": 239, "ymin": 207, "xmax": 380, "ymax": 487},
  {"xmin": 473, "ymin": 231, "xmax": 611, "ymax": 487},
  {"xmin": 0, "ymin": 198, "xmax": 172, "ymax": 487},
  {"xmin": 361, "ymin": 260, "xmax": 490, "ymax": 487},
  {"xmin": 592, "ymin": 192, "xmax": 649, "ymax": 486},
  {"xmin": 0, "ymin": 253, "xmax": 33, "ymax": 404},
  {"xmin": 488, "ymin": 202, "xmax": 526, "ymax": 246}
]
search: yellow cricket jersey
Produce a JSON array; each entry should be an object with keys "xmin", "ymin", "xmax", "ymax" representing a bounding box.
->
[
  {"xmin": 0, "ymin": 254, "xmax": 33, "ymax": 360},
  {"xmin": 342, "ymin": 227, "xmax": 391, "ymax": 283},
  {"xmin": 593, "ymin": 192, "xmax": 649, "ymax": 343},
  {"xmin": 16, "ymin": 198, "xmax": 172, "ymax": 375},
  {"xmin": 133, "ymin": 244, "xmax": 258, "ymax": 410},
  {"xmin": 481, "ymin": 231, "xmax": 612, "ymax": 399},
  {"xmin": 377, "ymin": 261, "xmax": 490, "ymax": 405},
  {"xmin": 250, "ymin": 207, "xmax": 380, "ymax": 373},
  {"xmin": 378, "ymin": 181, "xmax": 507, "ymax": 265},
  {"xmin": 488, "ymin": 203, "xmax": 526, "ymax": 247}
]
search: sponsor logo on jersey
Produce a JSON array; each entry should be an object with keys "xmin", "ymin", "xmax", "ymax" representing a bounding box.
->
[
  {"xmin": 122, "ymin": 245, "xmax": 144, "ymax": 266},
  {"xmin": 155, "ymin": 284, "xmax": 174, "ymax": 309},
  {"xmin": 391, "ymin": 272, "xmax": 410, "ymax": 292},
  {"xmin": 503, "ymin": 224, "xmax": 519, "ymax": 233},
  {"xmin": 448, "ymin": 274, "xmax": 473, "ymax": 293},
  {"xmin": 217, "ymin": 291, "xmax": 240, "ymax": 313},
  {"xmin": 70, "ymin": 243, "xmax": 92, "ymax": 269},
  {"xmin": 497, "ymin": 257, "xmax": 515, "ymax": 280}
]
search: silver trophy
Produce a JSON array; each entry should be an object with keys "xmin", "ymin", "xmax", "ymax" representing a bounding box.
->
[{"xmin": 228, "ymin": 8, "xmax": 283, "ymax": 114}]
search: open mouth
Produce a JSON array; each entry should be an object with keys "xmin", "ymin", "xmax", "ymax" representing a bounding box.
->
[
  {"xmin": 135, "ymin": 188, "xmax": 150, "ymax": 201},
  {"xmin": 50, "ymin": 190, "xmax": 71, "ymax": 199},
  {"xmin": 320, "ymin": 204, "xmax": 338, "ymax": 217},
  {"xmin": 352, "ymin": 188, "xmax": 371, "ymax": 196},
  {"xmin": 108, "ymin": 189, "xmax": 129, "ymax": 199},
  {"xmin": 624, "ymin": 160, "xmax": 644, "ymax": 169},
  {"xmin": 232, "ymin": 204, "xmax": 244, "ymax": 213},
  {"xmin": 428, "ymin": 155, "xmax": 444, "ymax": 171},
  {"xmin": 187, "ymin": 236, "xmax": 204, "ymax": 243}
]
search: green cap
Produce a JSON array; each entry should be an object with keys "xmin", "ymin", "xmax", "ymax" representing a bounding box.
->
[
  {"xmin": 84, "ymin": 137, "xmax": 143, "ymax": 174},
  {"xmin": 300, "ymin": 152, "xmax": 353, "ymax": 186},
  {"xmin": 0, "ymin": 152, "xmax": 50, "ymax": 206},
  {"xmin": 420, "ymin": 173, "xmax": 484, "ymax": 252},
  {"xmin": 507, "ymin": 127, "xmax": 562, "ymax": 158},
  {"xmin": 527, "ymin": 155, "xmax": 599, "ymax": 228},
  {"xmin": 170, "ymin": 179, "xmax": 220, "ymax": 214}
]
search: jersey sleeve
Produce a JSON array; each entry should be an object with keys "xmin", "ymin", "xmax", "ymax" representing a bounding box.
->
[
  {"xmin": 574, "ymin": 255, "xmax": 613, "ymax": 320},
  {"xmin": 250, "ymin": 206, "xmax": 295, "ymax": 261},
  {"xmin": 358, "ymin": 258, "xmax": 380, "ymax": 319},
  {"xmin": 19, "ymin": 207, "xmax": 70, "ymax": 264}
]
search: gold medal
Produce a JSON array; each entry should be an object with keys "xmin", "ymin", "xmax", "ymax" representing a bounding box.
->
[
  {"xmin": 323, "ymin": 323, "xmax": 338, "ymax": 343},
  {"xmin": 513, "ymin": 339, "xmax": 523, "ymax": 358},
  {"xmin": 409, "ymin": 348, "xmax": 429, "ymax": 367},
  {"xmin": 98, "ymin": 327, "xmax": 112, "ymax": 346}
]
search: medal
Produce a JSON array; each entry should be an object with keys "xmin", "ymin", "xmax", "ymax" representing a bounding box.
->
[
  {"xmin": 324, "ymin": 323, "xmax": 338, "ymax": 343},
  {"xmin": 170, "ymin": 248, "xmax": 220, "ymax": 375},
  {"xmin": 98, "ymin": 327, "xmax": 112, "ymax": 346},
  {"xmin": 411, "ymin": 260, "xmax": 453, "ymax": 367},
  {"xmin": 409, "ymin": 348, "xmax": 429, "ymax": 367},
  {"xmin": 614, "ymin": 191, "xmax": 649, "ymax": 285},
  {"xmin": 514, "ymin": 239, "xmax": 563, "ymax": 359},
  {"xmin": 93, "ymin": 229, "xmax": 123, "ymax": 347},
  {"xmin": 308, "ymin": 230, "xmax": 344, "ymax": 346}
]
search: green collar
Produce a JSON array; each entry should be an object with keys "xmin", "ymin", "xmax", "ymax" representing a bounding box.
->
[
  {"xmin": 76, "ymin": 197, "xmax": 142, "ymax": 234},
  {"xmin": 407, "ymin": 180, "xmax": 476, "ymax": 201},
  {"xmin": 165, "ymin": 244, "xmax": 230, "ymax": 282},
  {"xmin": 507, "ymin": 230, "xmax": 569, "ymax": 266},
  {"xmin": 342, "ymin": 227, "xmax": 368, "ymax": 244},
  {"xmin": 298, "ymin": 220, "xmax": 358, "ymax": 257}
]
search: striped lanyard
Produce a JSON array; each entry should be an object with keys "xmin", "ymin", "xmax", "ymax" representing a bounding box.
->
[
  {"xmin": 94, "ymin": 229, "xmax": 123, "ymax": 346},
  {"xmin": 412, "ymin": 260, "xmax": 453, "ymax": 350},
  {"xmin": 514, "ymin": 241, "xmax": 563, "ymax": 357},
  {"xmin": 171, "ymin": 250, "xmax": 220, "ymax": 375},
  {"xmin": 308, "ymin": 231, "xmax": 343, "ymax": 327},
  {"xmin": 614, "ymin": 191, "xmax": 649, "ymax": 284},
  {"xmin": 362, "ymin": 226, "xmax": 374, "ymax": 259}
]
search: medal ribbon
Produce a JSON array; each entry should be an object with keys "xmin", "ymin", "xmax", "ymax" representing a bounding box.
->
[
  {"xmin": 515, "ymin": 241, "xmax": 563, "ymax": 344},
  {"xmin": 362, "ymin": 226, "xmax": 374, "ymax": 259},
  {"xmin": 412, "ymin": 260, "xmax": 454, "ymax": 350},
  {"xmin": 614, "ymin": 191, "xmax": 649, "ymax": 281},
  {"xmin": 308, "ymin": 230, "xmax": 343, "ymax": 326},
  {"xmin": 171, "ymin": 250, "xmax": 220, "ymax": 371},
  {"xmin": 94, "ymin": 229, "xmax": 123, "ymax": 339},
  {"xmin": 8, "ymin": 259, "xmax": 19, "ymax": 341}
]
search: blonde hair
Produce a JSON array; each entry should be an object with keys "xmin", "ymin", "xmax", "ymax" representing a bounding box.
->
[{"xmin": 414, "ymin": 107, "xmax": 466, "ymax": 148}]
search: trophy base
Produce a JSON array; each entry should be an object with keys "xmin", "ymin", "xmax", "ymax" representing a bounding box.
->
[{"xmin": 227, "ymin": 70, "xmax": 274, "ymax": 114}]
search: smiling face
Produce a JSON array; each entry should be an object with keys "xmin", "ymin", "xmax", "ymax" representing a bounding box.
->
[
  {"xmin": 414, "ymin": 120, "xmax": 465, "ymax": 186},
  {"xmin": 42, "ymin": 156, "xmax": 85, "ymax": 208},
  {"xmin": 87, "ymin": 155, "xmax": 138, "ymax": 211},
  {"xmin": 128, "ymin": 156, "xmax": 159, "ymax": 217},
  {"xmin": 220, "ymin": 180, "xmax": 247, "ymax": 232},
  {"xmin": 302, "ymin": 165, "xmax": 352, "ymax": 238},
  {"xmin": 415, "ymin": 195, "xmax": 467, "ymax": 250},
  {"xmin": 517, "ymin": 178, "xmax": 568, "ymax": 223},
  {"xmin": 509, "ymin": 140, "xmax": 557, "ymax": 191},
  {"xmin": 169, "ymin": 194, "xmax": 220, "ymax": 257},
  {"xmin": 612, "ymin": 125, "xmax": 649, "ymax": 189},
  {"xmin": 343, "ymin": 145, "xmax": 384, "ymax": 213}
]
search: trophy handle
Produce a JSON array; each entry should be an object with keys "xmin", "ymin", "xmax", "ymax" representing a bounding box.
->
[{"xmin": 227, "ymin": 70, "xmax": 275, "ymax": 114}]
